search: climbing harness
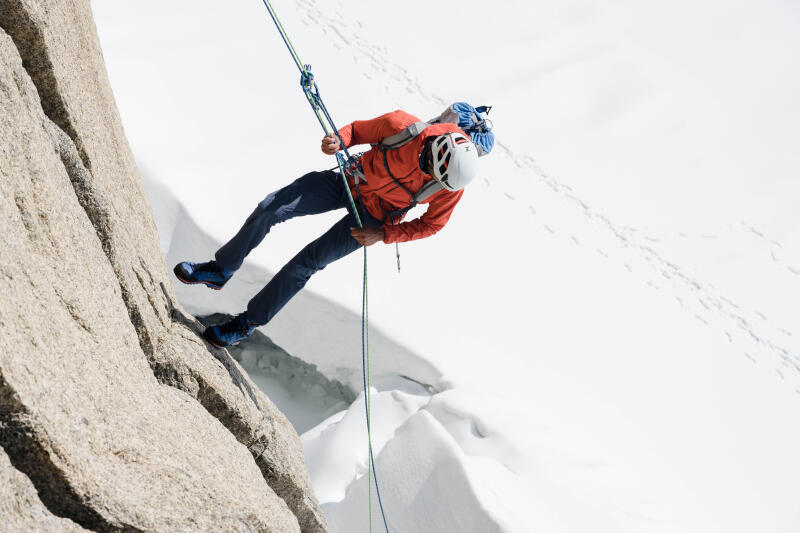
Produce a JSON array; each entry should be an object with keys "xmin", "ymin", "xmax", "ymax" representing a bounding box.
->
[{"xmin": 258, "ymin": 1, "xmax": 389, "ymax": 531}]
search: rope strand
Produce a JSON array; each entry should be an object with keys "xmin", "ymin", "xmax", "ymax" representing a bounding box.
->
[{"xmin": 257, "ymin": 1, "xmax": 388, "ymax": 531}]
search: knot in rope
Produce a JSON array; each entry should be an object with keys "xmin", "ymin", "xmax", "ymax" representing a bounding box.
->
[{"xmin": 300, "ymin": 65, "xmax": 322, "ymax": 109}]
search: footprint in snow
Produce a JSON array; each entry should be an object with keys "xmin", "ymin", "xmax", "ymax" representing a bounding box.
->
[
  {"xmin": 720, "ymin": 296, "xmax": 739, "ymax": 309},
  {"xmin": 471, "ymin": 420, "xmax": 488, "ymax": 439}
]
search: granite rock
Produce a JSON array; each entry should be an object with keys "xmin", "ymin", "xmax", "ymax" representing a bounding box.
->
[{"xmin": 0, "ymin": 1, "xmax": 327, "ymax": 530}]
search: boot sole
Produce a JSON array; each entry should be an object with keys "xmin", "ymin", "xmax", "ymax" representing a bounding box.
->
[
  {"xmin": 202, "ymin": 330, "xmax": 242, "ymax": 349},
  {"xmin": 207, "ymin": 338, "xmax": 228, "ymax": 349},
  {"xmin": 174, "ymin": 272, "xmax": 223, "ymax": 290}
]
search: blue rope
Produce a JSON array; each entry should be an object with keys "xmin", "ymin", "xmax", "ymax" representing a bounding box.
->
[
  {"xmin": 260, "ymin": 0, "xmax": 303, "ymax": 71},
  {"xmin": 258, "ymin": 1, "xmax": 389, "ymax": 531}
]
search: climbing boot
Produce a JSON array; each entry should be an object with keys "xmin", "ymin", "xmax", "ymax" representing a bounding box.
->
[
  {"xmin": 173, "ymin": 260, "xmax": 232, "ymax": 290},
  {"xmin": 202, "ymin": 312, "xmax": 260, "ymax": 348}
]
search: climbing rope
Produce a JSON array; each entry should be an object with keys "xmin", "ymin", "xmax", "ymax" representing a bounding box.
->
[{"xmin": 258, "ymin": 1, "xmax": 389, "ymax": 531}]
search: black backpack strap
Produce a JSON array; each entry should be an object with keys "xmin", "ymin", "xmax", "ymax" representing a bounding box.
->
[
  {"xmin": 378, "ymin": 120, "xmax": 444, "ymax": 224},
  {"xmin": 379, "ymin": 144, "xmax": 417, "ymax": 225},
  {"xmin": 379, "ymin": 147, "xmax": 446, "ymax": 224}
]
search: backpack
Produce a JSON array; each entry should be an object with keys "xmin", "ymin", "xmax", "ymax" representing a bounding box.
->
[
  {"xmin": 380, "ymin": 102, "xmax": 494, "ymax": 156},
  {"xmin": 376, "ymin": 102, "xmax": 494, "ymax": 223},
  {"xmin": 427, "ymin": 102, "xmax": 494, "ymax": 156}
]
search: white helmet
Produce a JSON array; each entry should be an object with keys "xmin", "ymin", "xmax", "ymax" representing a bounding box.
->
[{"xmin": 430, "ymin": 132, "xmax": 479, "ymax": 191}]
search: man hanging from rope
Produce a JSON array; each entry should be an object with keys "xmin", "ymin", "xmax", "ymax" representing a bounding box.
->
[{"xmin": 174, "ymin": 109, "xmax": 479, "ymax": 348}]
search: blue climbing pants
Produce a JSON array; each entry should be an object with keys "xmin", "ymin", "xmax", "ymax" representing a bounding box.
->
[{"xmin": 214, "ymin": 169, "xmax": 379, "ymax": 325}]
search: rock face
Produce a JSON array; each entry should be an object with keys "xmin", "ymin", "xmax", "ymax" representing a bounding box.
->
[
  {"xmin": 0, "ymin": 448, "xmax": 88, "ymax": 532},
  {"xmin": 0, "ymin": 1, "xmax": 327, "ymax": 531}
]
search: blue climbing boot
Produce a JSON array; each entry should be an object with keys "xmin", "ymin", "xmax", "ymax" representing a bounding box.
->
[
  {"xmin": 202, "ymin": 312, "xmax": 260, "ymax": 348},
  {"xmin": 173, "ymin": 260, "xmax": 233, "ymax": 290}
]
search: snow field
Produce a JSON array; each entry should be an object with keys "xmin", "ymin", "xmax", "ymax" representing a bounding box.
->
[{"xmin": 95, "ymin": 1, "xmax": 800, "ymax": 531}]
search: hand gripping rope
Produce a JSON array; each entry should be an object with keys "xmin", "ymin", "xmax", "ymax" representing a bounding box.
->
[{"xmin": 258, "ymin": 1, "xmax": 390, "ymax": 531}]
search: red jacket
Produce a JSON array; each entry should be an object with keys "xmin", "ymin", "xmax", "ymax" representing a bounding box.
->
[{"xmin": 337, "ymin": 110, "xmax": 467, "ymax": 244}]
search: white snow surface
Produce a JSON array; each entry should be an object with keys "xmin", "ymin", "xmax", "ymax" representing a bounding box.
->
[{"xmin": 93, "ymin": 1, "xmax": 800, "ymax": 532}]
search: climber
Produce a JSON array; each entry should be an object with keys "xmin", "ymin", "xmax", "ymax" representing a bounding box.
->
[{"xmin": 174, "ymin": 109, "xmax": 479, "ymax": 348}]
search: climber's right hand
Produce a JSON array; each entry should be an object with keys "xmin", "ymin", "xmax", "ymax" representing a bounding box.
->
[{"xmin": 321, "ymin": 135, "xmax": 340, "ymax": 155}]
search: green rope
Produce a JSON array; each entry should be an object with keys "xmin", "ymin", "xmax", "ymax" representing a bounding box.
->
[
  {"xmin": 261, "ymin": 0, "xmax": 304, "ymax": 70},
  {"xmin": 364, "ymin": 248, "xmax": 373, "ymax": 530},
  {"xmin": 258, "ymin": 1, "xmax": 386, "ymax": 531}
]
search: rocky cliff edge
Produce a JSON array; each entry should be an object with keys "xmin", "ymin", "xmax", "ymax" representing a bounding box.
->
[{"xmin": 0, "ymin": 1, "xmax": 327, "ymax": 531}]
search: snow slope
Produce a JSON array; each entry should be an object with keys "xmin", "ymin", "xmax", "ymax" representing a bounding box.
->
[
  {"xmin": 142, "ymin": 171, "xmax": 698, "ymax": 532},
  {"xmin": 94, "ymin": 1, "xmax": 800, "ymax": 531}
]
